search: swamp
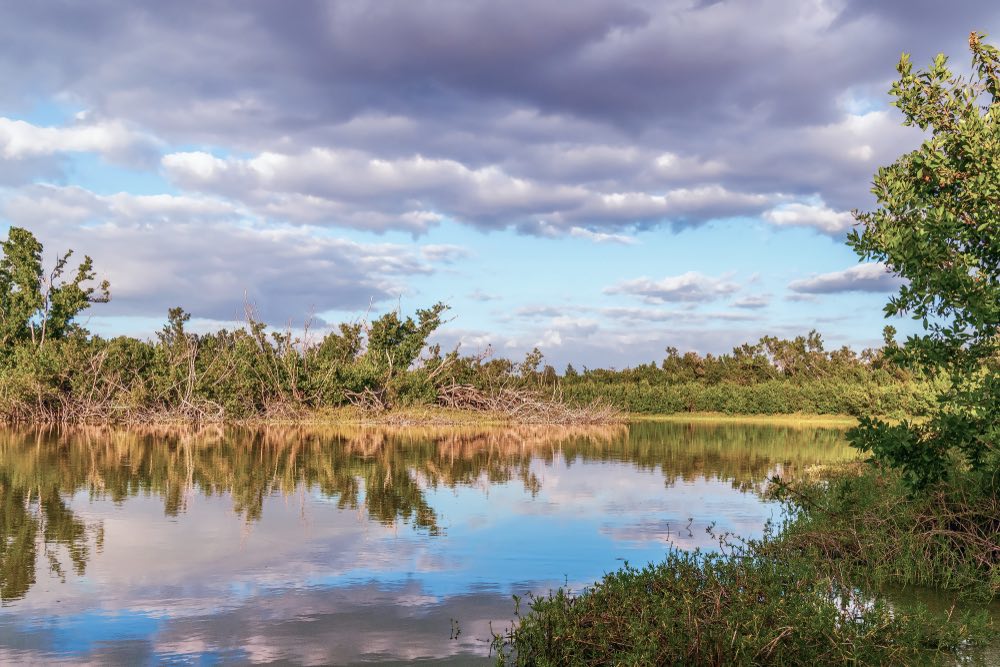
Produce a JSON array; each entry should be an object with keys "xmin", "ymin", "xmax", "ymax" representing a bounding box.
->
[
  {"xmin": 0, "ymin": 422, "xmax": 996, "ymax": 664},
  {"xmin": 0, "ymin": 8, "xmax": 997, "ymax": 667}
]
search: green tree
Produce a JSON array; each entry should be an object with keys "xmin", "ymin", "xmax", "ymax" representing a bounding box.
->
[
  {"xmin": 0, "ymin": 227, "xmax": 110, "ymax": 349},
  {"xmin": 847, "ymin": 32, "xmax": 999, "ymax": 488}
]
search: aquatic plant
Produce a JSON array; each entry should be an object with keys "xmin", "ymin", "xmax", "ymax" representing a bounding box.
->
[{"xmin": 490, "ymin": 539, "xmax": 988, "ymax": 665}]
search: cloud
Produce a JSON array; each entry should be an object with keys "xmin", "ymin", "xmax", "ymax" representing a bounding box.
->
[
  {"xmin": 568, "ymin": 226, "xmax": 638, "ymax": 245},
  {"xmin": 466, "ymin": 288, "xmax": 500, "ymax": 302},
  {"xmin": 763, "ymin": 202, "xmax": 855, "ymax": 235},
  {"xmin": 0, "ymin": 1, "xmax": 976, "ymax": 237},
  {"xmin": 1, "ymin": 184, "xmax": 448, "ymax": 322},
  {"xmin": 604, "ymin": 272, "xmax": 740, "ymax": 304},
  {"xmin": 787, "ymin": 262, "xmax": 903, "ymax": 294},
  {"xmin": 731, "ymin": 294, "xmax": 771, "ymax": 309},
  {"xmin": 514, "ymin": 305, "xmax": 564, "ymax": 319},
  {"xmin": 0, "ymin": 0, "xmax": 993, "ymax": 365},
  {"xmin": 420, "ymin": 244, "xmax": 472, "ymax": 263},
  {"xmin": 596, "ymin": 306, "xmax": 759, "ymax": 323},
  {"xmin": 163, "ymin": 147, "xmax": 775, "ymax": 234},
  {"xmin": 0, "ymin": 115, "xmax": 160, "ymax": 167}
]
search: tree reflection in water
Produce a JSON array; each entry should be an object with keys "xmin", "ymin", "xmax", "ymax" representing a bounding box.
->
[{"xmin": 0, "ymin": 422, "xmax": 854, "ymax": 603}]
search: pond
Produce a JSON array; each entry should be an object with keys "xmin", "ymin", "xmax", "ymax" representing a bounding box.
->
[{"xmin": 0, "ymin": 421, "xmax": 874, "ymax": 664}]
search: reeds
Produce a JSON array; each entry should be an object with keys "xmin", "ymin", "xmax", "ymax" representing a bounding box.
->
[{"xmin": 773, "ymin": 465, "xmax": 1000, "ymax": 599}]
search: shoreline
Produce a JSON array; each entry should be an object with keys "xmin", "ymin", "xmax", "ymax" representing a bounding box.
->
[
  {"xmin": 630, "ymin": 412, "xmax": 859, "ymax": 427},
  {"xmin": 0, "ymin": 407, "xmax": 865, "ymax": 428}
]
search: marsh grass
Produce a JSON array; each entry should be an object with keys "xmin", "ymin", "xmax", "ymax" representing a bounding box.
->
[
  {"xmin": 490, "ymin": 543, "xmax": 988, "ymax": 666},
  {"xmin": 492, "ymin": 464, "xmax": 999, "ymax": 665},
  {"xmin": 772, "ymin": 465, "xmax": 1000, "ymax": 601},
  {"xmin": 630, "ymin": 412, "xmax": 860, "ymax": 428}
]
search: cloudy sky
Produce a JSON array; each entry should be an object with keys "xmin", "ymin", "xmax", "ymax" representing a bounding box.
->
[{"xmin": 1, "ymin": 1, "xmax": 996, "ymax": 368}]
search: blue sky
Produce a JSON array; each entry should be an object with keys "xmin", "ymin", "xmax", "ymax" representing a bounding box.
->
[{"xmin": 1, "ymin": 1, "xmax": 996, "ymax": 368}]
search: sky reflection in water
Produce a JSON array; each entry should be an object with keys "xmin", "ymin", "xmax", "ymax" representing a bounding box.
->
[{"xmin": 0, "ymin": 422, "xmax": 856, "ymax": 664}]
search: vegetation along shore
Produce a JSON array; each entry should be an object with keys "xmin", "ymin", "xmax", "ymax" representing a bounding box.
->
[
  {"xmin": 0, "ymin": 227, "xmax": 936, "ymax": 425},
  {"xmin": 1, "ymin": 32, "xmax": 996, "ymax": 667},
  {"xmin": 490, "ymin": 35, "xmax": 999, "ymax": 665}
]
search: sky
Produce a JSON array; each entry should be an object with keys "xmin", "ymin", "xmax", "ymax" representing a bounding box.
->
[{"xmin": 1, "ymin": 1, "xmax": 997, "ymax": 369}]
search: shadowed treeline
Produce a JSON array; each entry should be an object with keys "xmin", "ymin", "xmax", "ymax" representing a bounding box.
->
[{"xmin": 0, "ymin": 422, "xmax": 855, "ymax": 603}]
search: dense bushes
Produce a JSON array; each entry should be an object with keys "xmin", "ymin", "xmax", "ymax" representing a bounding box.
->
[
  {"xmin": 491, "ymin": 463, "xmax": 999, "ymax": 665},
  {"xmin": 1, "ymin": 225, "xmax": 935, "ymax": 422},
  {"xmin": 561, "ymin": 378, "xmax": 936, "ymax": 417},
  {"xmin": 775, "ymin": 465, "xmax": 1000, "ymax": 600},
  {"xmin": 491, "ymin": 536, "xmax": 988, "ymax": 666},
  {"xmin": 558, "ymin": 332, "xmax": 939, "ymax": 417},
  {"xmin": 0, "ymin": 321, "xmax": 936, "ymax": 422}
]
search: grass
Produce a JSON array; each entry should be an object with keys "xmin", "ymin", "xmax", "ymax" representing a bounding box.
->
[
  {"xmin": 492, "ymin": 463, "xmax": 999, "ymax": 665},
  {"xmin": 631, "ymin": 412, "xmax": 859, "ymax": 427},
  {"xmin": 490, "ymin": 541, "xmax": 989, "ymax": 666},
  {"xmin": 772, "ymin": 465, "xmax": 1000, "ymax": 601},
  {"xmin": 149, "ymin": 408, "xmax": 860, "ymax": 427}
]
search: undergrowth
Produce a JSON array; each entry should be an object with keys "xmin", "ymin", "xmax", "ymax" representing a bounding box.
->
[{"xmin": 491, "ymin": 464, "xmax": 999, "ymax": 665}]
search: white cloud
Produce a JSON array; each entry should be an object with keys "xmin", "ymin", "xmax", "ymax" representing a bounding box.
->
[
  {"xmin": 0, "ymin": 116, "xmax": 159, "ymax": 165},
  {"xmin": 763, "ymin": 201, "xmax": 855, "ymax": 235},
  {"xmin": 567, "ymin": 226, "xmax": 637, "ymax": 244},
  {"xmin": 162, "ymin": 146, "xmax": 778, "ymax": 234},
  {"xmin": 604, "ymin": 272, "xmax": 741, "ymax": 304}
]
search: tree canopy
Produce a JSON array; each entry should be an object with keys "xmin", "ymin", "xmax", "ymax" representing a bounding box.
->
[
  {"xmin": 847, "ymin": 32, "xmax": 1000, "ymax": 488},
  {"xmin": 0, "ymin": 227, "xmax": 110, "ymax": 350}
]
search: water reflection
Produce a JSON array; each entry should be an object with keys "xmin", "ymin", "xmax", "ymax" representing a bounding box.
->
[{"xmin": 0, "ymin": 422, "xmax": 855, "ymax": 664}]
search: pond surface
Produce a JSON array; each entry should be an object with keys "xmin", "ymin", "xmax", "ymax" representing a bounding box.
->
[{"xmin": 0, "ymin": 421, "xmax": 859, "ymax": 664}]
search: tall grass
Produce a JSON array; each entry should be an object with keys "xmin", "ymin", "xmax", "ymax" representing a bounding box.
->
[
  {"xmin": 492, "ymin": 463, "xmax": 999, "ymax": 665},
  {"xmin": 490, "ymin": 541, "xmax": 988, "ymax": 666},
  {"xmin": 773, "ymin": 465, "xmax": 1000, "ymax": 600}
]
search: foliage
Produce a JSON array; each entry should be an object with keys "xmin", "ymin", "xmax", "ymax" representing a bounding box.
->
[
  {"xmin": 0, "ymin": 227, "xmax": 109, "ymax": 350},
  {"xmin": 0, "ymin": 228, "xmax": 932, "ymax": 423},
  {"xmin": 495, "ymin": 459, "xmax": 999, "ymax": 665},
  {"xmin": 491, "ymin": 540, "xmax": 987, "ymax": 666},
  {"xmin": 774, "ymin": 464, "xmax": 1000, "ymax": 601},
  {"xmin": 847, "ymin": 33, "xmax": 1000, "ymax": 487}
]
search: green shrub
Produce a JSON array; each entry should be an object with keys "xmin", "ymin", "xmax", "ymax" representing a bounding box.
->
[{"xmin": 492, "ymin": 543, "xmax": 987, "ymax": 666}]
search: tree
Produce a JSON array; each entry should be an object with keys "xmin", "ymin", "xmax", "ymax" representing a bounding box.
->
[
  {"xmin": 0, "ymin": 227, "xmax": 110, "ymax": 349},
  {"xmin": 847, "ymin": 32, "xmax": 999, "ymax": 488}
]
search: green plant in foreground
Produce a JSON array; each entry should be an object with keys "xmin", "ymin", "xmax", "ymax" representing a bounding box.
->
[
  {"xmin": 491, "ymin": 542, "xmax": 988, "ymax": 666},
  {"xmin": 775, "ymin": 465, "xmax": 1000, "ymax": 601},
  {"xmin": 847, "ymin": 32, "xmax": 1000, "ymax": 488}
]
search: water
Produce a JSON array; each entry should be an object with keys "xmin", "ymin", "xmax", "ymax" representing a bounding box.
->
[{"xmin": 0, "ymin": 422, "xmax": 860, "ymax": 664}]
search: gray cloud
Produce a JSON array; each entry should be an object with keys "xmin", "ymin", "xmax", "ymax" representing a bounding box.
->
[
  {"xmin": 731, "ymin": 294, "xmax": 771, "ymax": 310},
  {"xmin": 2, "ymin": 1, "xmax": 994, "ymax": 236},
  {"xmin": 420, "ymin": 243, "xmax": 473, "ymax": 263},
  {"xmin": 1, "ymin": 184, "xmax": 443, "ymax": 322},
  {"xmin": 466, "ymin": 288, "xmax": 501, "ymax": 302},
  {"xmin": 0, "ymin": 1, "xmax": 991, "ymax": 365},
  {"xmin": 788, "ymin": 262, "xmax": 904, "ymax": 294}
]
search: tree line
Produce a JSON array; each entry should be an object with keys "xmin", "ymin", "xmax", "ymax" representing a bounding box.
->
[{"xmin": 1, "ymin": 226, "xmax": 936, "ymax": 422}]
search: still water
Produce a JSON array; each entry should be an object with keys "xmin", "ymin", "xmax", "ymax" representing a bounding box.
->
[{"xmin": 0, "ymin": 422, "xmax": 858, "ymax": 664}]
